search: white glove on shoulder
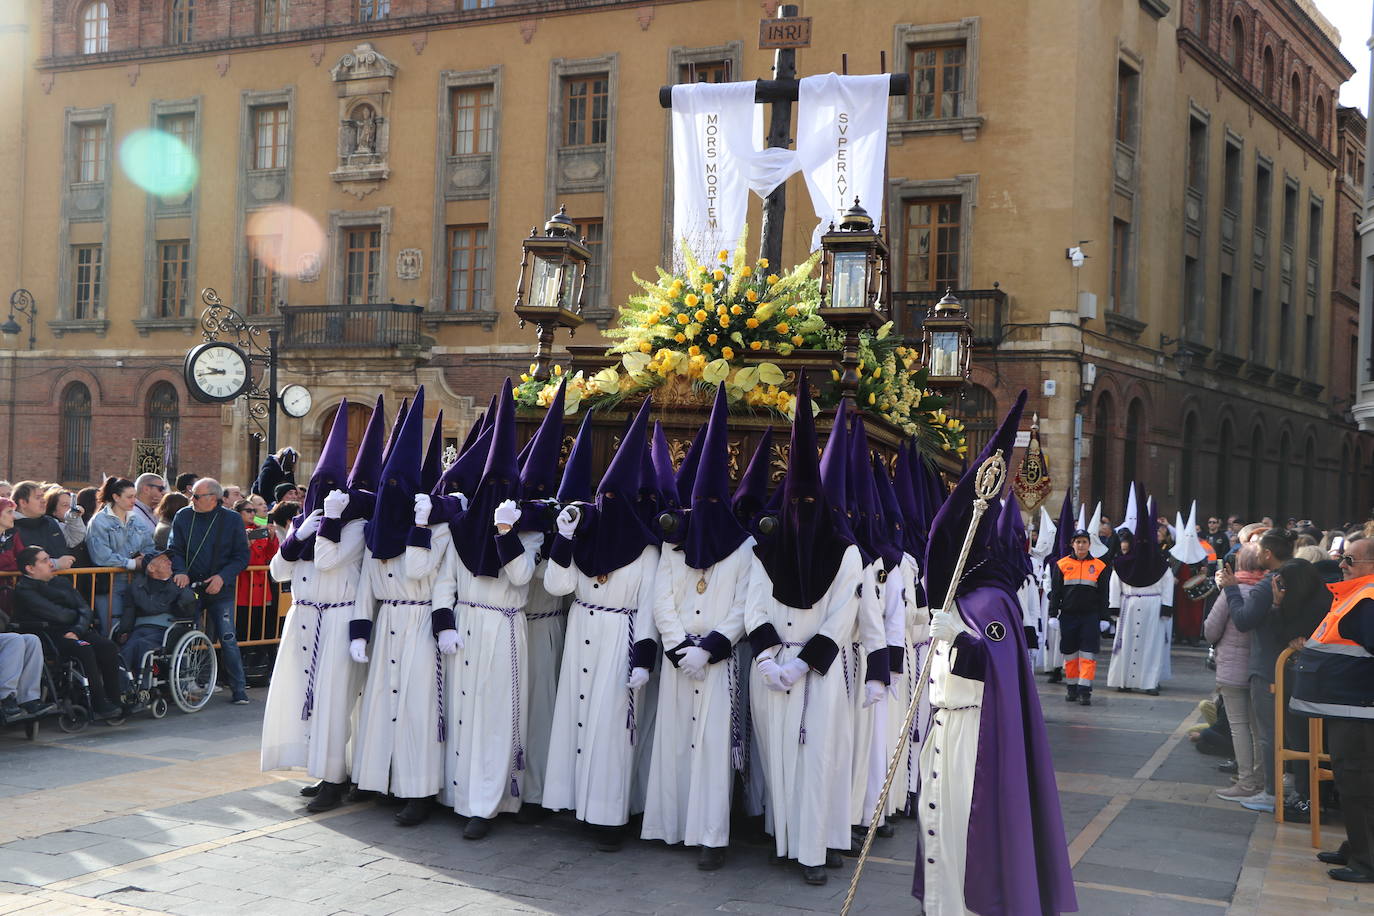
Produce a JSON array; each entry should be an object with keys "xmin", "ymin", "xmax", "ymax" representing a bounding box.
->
[
  {"xmin": 436, "ymin": 628, "xmax": 463, "ymax": 655},
  {"xmin": 323, "ymin": 490, "xmax": 349, "ymax": 520},
  {"xmin": 556, "ymin": 506, "xmax": 581, "ymax": 539},
  {"xmin": 863, "ymin": 680, "xmax": 885, "ymax": 708},
  {"xmin": 349, "ymin": 638, "xmax": 369, "ymax": 664},
  {"xmin": 414, "ymin": 493, "xmax": 432, "ymax": 527},
  {"xmin": 494, "ymin": 499, "xmax": 521, "ymax": 530},
  {"xmin": 627, "ymin": 667, "xmax": 650, "ymax": 689},
  {"xmin": 929, "ymin": 609, "xmax": 960, "ymax": 644},
  {"xmin": 680, "ymin": 646, "xmax": 710, "ymax": 679},
  {"xmin": 295, "ymin": 509, "xmax": 325, "ymax": 539},
  {"xmin": 757, "ymin": 657, "xmax": 787, "ymax": 692}
]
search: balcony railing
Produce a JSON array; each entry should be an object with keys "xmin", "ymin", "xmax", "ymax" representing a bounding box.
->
[
  {"xmin": 892, "ymin": 287, "xmax": 1007, "ymax": 346},
  {"xmin": 280, "ymin": 302, "xmax": 425, "ymax": 350}
]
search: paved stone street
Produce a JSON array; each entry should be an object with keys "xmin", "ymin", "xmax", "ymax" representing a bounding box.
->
[{"xmin": 0, "ymin": 645, "xmax": 1368, "ymax": 915}]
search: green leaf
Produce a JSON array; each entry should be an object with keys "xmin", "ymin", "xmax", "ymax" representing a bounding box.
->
[{"xmin": 756, "ymin": 362, "xmax": 785, "ymax": 386}]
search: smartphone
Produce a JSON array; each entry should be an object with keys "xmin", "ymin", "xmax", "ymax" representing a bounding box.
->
[{"xmin": 1223, "ymin": 555, "xmax": 1235, "ymax": 571}]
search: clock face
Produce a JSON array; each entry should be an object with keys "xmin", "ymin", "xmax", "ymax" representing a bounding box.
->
[
  {"xmin": 280, "ymin": 384, "xmax": 312, "ymax": 418},
  {"xmin": 185, "ymin": 343, "xmax": 250, "ymax": 403}
]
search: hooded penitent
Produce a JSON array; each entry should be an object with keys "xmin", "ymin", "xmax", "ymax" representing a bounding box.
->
[
  {"xmin": 1114, "ymin": 494, "xmax": 1168, "ymax": 587},
  {"xmin": 820, "ymin": 398, "xmax": 866, "ymax": 562},
  {"xmin": 380, "ymin": 396, "xmax": 410, "ymax": 466},
  {"xmin": 912, "ymin": 387, "xmax": 1077, "ymax": 915},
  {"xmin": 557, "ymin": 411, "xmax": 596, "ymax": 507},
  {"xmin": 872, "ymin": 454, "xmax": 908, "ymax": 571},
  {"xmin": 851, "ymin": 413, "xmax": 901, "ymax": 569},
  {"xmin": 892, "ymin": 441, "xmax": 926, "ymax": 562},
  {"xmin": 674, "ymin": 423, "xmax": 707, "ymax": 507},
  {"xmin": 1031, "ymin": 505, "xmax": 1058, "ymax": 564},
  {"xmin": 451, "ymin": 378, "xmax": 521, "ymax": 578},
  {"xmin": 341, "ymin": 393, "xmax": 388, "ymax": 523},
  {"xmin": 679, "ymin": 384, "xmax": 749, "ymax": 570},
  {"xmin": 753, "ymin": 372, "xmax": 854, "ymax": 609},
  {"xmin": 573, "ymin": 397, "xmax": 660, "ymax": 578},
  {"xmin": 651, "ymin": 422, "xmax": 684, "ymax": 543},
  {"xmin": 516, "ymin": 380, "xmax": 565, "ymax": 536},
  {"xmin": 420, "ymin": 410, "xmax": 445, "ymax": 494},
  {"xmin": 461, "ymin": 411, "xmax": 487, "ymax": 460},
  {"xmin": 1170, "ymin": 501, "xmax": 1208, "ymax": 565},
  {"xmin": 731, "ymin": 426, "xmax": 773, "ymax": 528},
  {"xmin": 280, "ymin": 396, "xmax": 351, "ymax": 562},
  {"xmin": 365, "ymin": 387, "xmax": 424, "ymax": 561},
  {"xmin": 1053, "ymin": 488, "xmax": 1076, "ymax": 560},
  {"xmin": 994, "ymin": 493, "xmax": 1033, "ymax": 589}
]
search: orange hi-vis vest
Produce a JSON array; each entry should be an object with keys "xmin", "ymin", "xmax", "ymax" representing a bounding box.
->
[
  {"xmin": 1201, "ymin": 540, "xmax": 1217, "ymax": 564},
  {"xmin": 1290, "ymin": 574, "xmax": 1374, "ymax": 719},
  {"xmin": 1056, "ymin": 556, "xmax": 1107, "ymax": 587}
]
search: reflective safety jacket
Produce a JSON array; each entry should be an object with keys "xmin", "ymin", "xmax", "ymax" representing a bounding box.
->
[
  {"xmin": 1291, "ymin": 574, "xmax": 1374, "ymax": 720},
  {"xmin": 1048, "ymin": 555, "xmax": 1110, "ymax": 619}
]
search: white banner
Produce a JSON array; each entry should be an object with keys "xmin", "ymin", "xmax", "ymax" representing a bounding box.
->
[
  {"xmin": 671, "ymin": 81, "xmax": 761, "ymax": 263},
  {"xmin": 795, "ymin": 73, "xmax": 890, "ymax": 250}
]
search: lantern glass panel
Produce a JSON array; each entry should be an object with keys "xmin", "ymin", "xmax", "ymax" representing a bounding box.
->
[
  {"xmin": 831, "ymin": 250, "xmax": 868, "ymax": 309},
  {"xmin": 930, "ymin": 329, "xmax": 962, "ymax": 377},
  {"xmin": 530, "ymin": 256, "xmax": 563, "ymax": 309},
  {"xmin": 561, "ymin": 261, "xmax": 579, "ymax": 308}
]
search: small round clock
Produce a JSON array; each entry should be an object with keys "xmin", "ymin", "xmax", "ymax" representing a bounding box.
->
[
  {"xmin": 184, "ymin": 342, "xmax": 251, "ymax": 403},
  {"xmin": 279, "ymin": 384, "xmax": 313, "ymax": 418}
]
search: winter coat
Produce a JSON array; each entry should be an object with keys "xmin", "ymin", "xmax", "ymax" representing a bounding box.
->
[
  {"xmin": 1205, "ymin": 579, "xmax": 1257, "ymax": 688},
  {"xmin": 235, "ymin": 522, "xmax": 278, "ymax": 609}
]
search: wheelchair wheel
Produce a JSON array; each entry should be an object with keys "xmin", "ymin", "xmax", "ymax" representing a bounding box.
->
[
  {"xmin": 58, "ymin": 704, "xmax": 90, "ymax": 734},
  {"xmin": 150, "ymin": 696, "xmax": 169, "ymax": 719},
  {"xmin": 170, "ymin": 630, "xmax": 217, "ymax": 714}
]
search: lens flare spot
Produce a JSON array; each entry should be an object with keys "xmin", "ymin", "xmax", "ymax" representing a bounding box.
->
[
  {"xmin": 244, "ymin": 206, "xmax": 326, "ymax": 279},
  {"xmin": 118, "ymin": 128, "xmax": 199, "ymax": 198}
]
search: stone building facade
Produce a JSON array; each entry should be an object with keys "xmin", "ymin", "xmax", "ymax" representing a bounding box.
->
[{"xmin": 0, "ymin": 0, "xmax": 1365, "ymax": 524}]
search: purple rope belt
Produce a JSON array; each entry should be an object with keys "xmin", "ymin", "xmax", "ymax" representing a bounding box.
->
[
  {"xmin": 296, "ymin": 599, "xmax": 352, "ymax": 722},
  {"xmin": 379, "ymin": 598, "xmax": 444, "ymax": 742},
  {"xmin": 458, "ymin": 599, "xmax": 527, "ymax": 798},
  {"xmin": 574, "ymin": 598, "xmax": 640, "ymax": 745},
  {"xmin": 526, "ymin": 607, "xmax": 569, "ymax": 621},
  {"xmin": 687, "ymin": 633, "xmax": 744, "ymax": 772},
  {"xmin": 779, "ymin": 641, "xmax": 811, "ymax": 745}
]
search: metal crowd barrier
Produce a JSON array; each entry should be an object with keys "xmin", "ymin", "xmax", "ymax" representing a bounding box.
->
[{"xmin": 1273, "ymin": 646, "xmax": 1335, "ymax": 848}]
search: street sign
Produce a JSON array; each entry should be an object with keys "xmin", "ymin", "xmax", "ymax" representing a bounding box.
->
[{"xmin": 759, "ymin": 16, "xmax": 812, "ymax": 49}]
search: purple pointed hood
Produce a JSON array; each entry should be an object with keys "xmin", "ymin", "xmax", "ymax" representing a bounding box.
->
[
  {"xmin": 340, "ymin": 393, "xmax": 387, "ymax": 524},
  {"xmin": 914, "ymin": 441, "xmax": 948, "ymax": 520},
  {"xmin": 556, "ymin": 411, "xmax": 596, "ymax": 506},
  {"xmin": 732, "ymin": 427, "xmax": 774, "ymax": 528},
  {"xmin": 636, "ymin": 427, "xmax": 665, "ymax": 544},
  {"xmin": 995, "ymin": 492, "xmax": 1033, "ymax": 586},
  {"xmin": 434, "ymin": 425, "xmax": 491, "ymax": 500},
  {"xmin": 1053, "ymin": 487, "xmax": 1076, "ymax": 559},
  {"xmin": 820, "ymin": 399, "xmax": 865, "ymax": 561},
  {"xmin": 380, "ymin": 396, "xmax": 410, "ymax": 466},
  {"xmin": 516, "ymin": 380, "xmax": 565, "ymax": 537},
  {"xmin": 574, "ymin": 397, "xmax": 659, "ymax": 577},
  {"xmin": 850, "ymin": 413, "xmax": 893, "ymax": 566},
  {"xmin": 892, "ymin": 442, "xmax": 923, "ymax": 559},
  {"xmin": 1114, "ymin": 493, "xmax": 1168, "ymax": 586},
  {"xmin": 871, "ymin": 453, "xmax": 906, "ymax": 569},
  {"xmin": 680, "ymin": 384, "xmax": 749, "ymax": 569},
  {"xmin": 753, "ymin": 372, "xmax": 854, "ymax": 608},
  {"xmin": 459, "ymin": 412, "xmax": 486, "ymax": 460},
  {"xmin": 674, "ymin": 424, "xmax": 707, "ymax": 506},
  {"xmin": 283, "ymin": 397, "xmax": 352, "ymax": 562},
  {"xmin": 651, "ymin": 422, "xmax": 684, "ymax": 544},
  {"xmin": 925, "ymin": 389, "xmax": 1027, "ymax": 606},
  {"xmin": 451, "ymin": 379, "xmax": 520, "ymax": 577},
  {"xmin": 420, "ymin": 410, "xmax": 445, "ymax": 494},
  {"xmin": 365, "ymin": 387, "xmax": 424, "ymax": 560}
]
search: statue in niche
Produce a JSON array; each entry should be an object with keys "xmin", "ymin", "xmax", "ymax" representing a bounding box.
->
[{"xmin": 347, "ymin": 103, "xmax": 382, "ymax": 156}]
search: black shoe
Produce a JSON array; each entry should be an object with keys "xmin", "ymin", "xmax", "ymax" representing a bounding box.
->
[
  {"xmin": 463, "ymin": 816, "xmax": 491, "ymax": 840},
  {"xmin": 516, "ymin": 803, "xmax": 549, "ymax": 824},
  {"xmin": 594, "ymin": 826, "xmax": 624, "ymax": 852},
  {"xmin": 394, "ymin": 797, "xmax": 432, "ymax": 827},
  {"xmin": 1283, "ymin": 800, "xmax": 1310, "ymax": 823},
  {"xmin": 697, "ymin": 846, "xmax": 726, "ymax": 871},
  {"xmin": 1047, "ymin": 668, "xmax": 1064, "ymax": 684},
  {"xmin": 306, "ymin": 781, "xmax": 347, "ymax": 813},
  {"xmin": 345, "ymin": 785, "xmax": 376, "ymax": 804},
  {"xmin": 802, "ymin": 865, "xmax": 828, "ymax": 885},
  {"xmin": 1318, "ymin": 850, "xmax": 1349, "ymax": 866},
  {"xmin": 1328, "ymin": 867, "xmax": 1374, "ymax": 883},
  {"xmin": 769, "ymin": 854, "xmax": 788, "ymax": 867},
  {"xmin": 825, "ymin": 849, "xmax": 844, "ymax": 868},
  {"xmin": 93, "ymin": 703, "xmax": 122, "ymax": 719},
  {"xmin": 19, "ymin": 699, "xmax": 57, "ymax": 718},
  {"xmin": 376, "ymin": 793, "xmax": 406, "ymax": 807},
  {"xmin": 1144, "ymin": 688, "xmax": 1160, "ymax": 696},
  {"xmin": 1079, "ymin": 691, "xmax": 1093, "ymax": 706},
  {"xmin": 876, "ymin": 822, "xmax": 895, "ymax": 838},
  {"xmin": 1217, "ymin": 760, "xmax": 1239, "ymax": 775},
  {"xmin": 300, "ymin": 780, "xmax": 324, "ymax": 797},
  {"xmin": 1065, "ymin": 685, "xmax": 1080, "ymax": 702},
  {"xmin": 0, "ymin": 696, "xmax": 23, "ymax": 722}
]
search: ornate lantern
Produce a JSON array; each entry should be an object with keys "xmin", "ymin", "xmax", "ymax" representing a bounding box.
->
[
  {"xmin": 921, "ymin": 288, "xmax": 974, "ymax": 392},
  {"xmin": 818, "ymin": 199, "xmax": 888, "ymax": 403},
  {"xmin": 513, "ymin": 205, "xmax": 588, "ymax": 380}
]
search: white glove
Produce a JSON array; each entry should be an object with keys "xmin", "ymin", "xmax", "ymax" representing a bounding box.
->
[
  {"xmin": 778, "ymin": 658, "xmax": 809, "ymax": 688},
  {"xmin": 446, "ymin": 491, "xmax": 469, "ymax": 511},
  {"xmin": 929, "ymin": 610, "xmax": 960, "ymax": 644},
  {"xmin": 627, "ymin": 667, "xmax": 650, "ymax": 689},
  {"xmin": 125, "ymin": 558, "xmax": 139, "ymax": 570},
  {"xmin": 323, "ymin": 490, "xmax": 349, "ymax": 519},
  {"xmin": 1099, "ymin": 619, "xmax": 1111, "ymax": 634},
  {"xmin": 757, "ymin": 657, "xmax": 787, "ymax": 692},
  {"xmin": 436, "ymin": 628, "xmax": 463, "ymax": 655},
  {"xmin": 349, "ymin": 638, "xmax": 369, "ymax": 664},
  {"xmin": 556, "ymin": 506, "xmax": 581, "ymax": 539},
  {"xmin": 679, "ymin": 646, "xmax": 710, "ymax": 679},
  {"xmin": 295, "ymin": 509, "xmax": 324, "ymax": 539},
  {"xmin": 863, "ymin": 681, "xmax": 885, "ymax": 708},
  {"xmin": 494, "ymin": 499, "xmax": 521, "ymax": 530},
  {"xmin": 414, "ymin": 494, "xmax": 432, "ymax": 526}
]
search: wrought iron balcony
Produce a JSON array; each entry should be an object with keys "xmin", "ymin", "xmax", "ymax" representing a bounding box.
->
[
  {"xmin": 280, "ymin": 302, "xmax": 425, "ymax": 351},
  {"xmin": 892, "ymin": 287, "xmax": 1007, "ymax": 346}
]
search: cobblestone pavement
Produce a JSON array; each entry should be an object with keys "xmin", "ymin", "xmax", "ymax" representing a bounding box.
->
[{"xmin": 0, "ymin": 646, "xmax": 1368, "ymax": 915}]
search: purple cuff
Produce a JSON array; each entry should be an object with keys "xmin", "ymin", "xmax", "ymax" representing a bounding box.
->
[
  {"xmin": 278, "ymin": 531, "xmax": 307, "ymax": 562},
  {"xmin": 798, "ymin": 634, "xmax": 840, "ymax": 675},
  {"xmin": 866, "ymin": 648, "xmax": 891, "ymax": 686},
  {"xmin": 429, "ymin": 495, "xmax": 462, "ymax": 525},
  {"xmin": 547, "ymin": 534, "xmax": 574, "ymax": 568},
  {"xmin": 348, "ymin": 619, "xmax": 373, "ymax": 643},
  {"xmin": 319, "ymin": 517, "xmax": 344, "ymax": 543},
  {"xmin": 700, "ymin": 630, "xmax": 733, "ymax": 665},
  {"xmin": 630, "ymin": 638, "xmax": 658, "ymax": 672},
  {"xmin": 888, "ymin": 645, "xmax": 905, "ymax": 675},
  {"xmin": 949, "ymin": 631, "xmax": 987, "ymax": 682},
  {"xmin": 748, "ymin": 623, "xmax": 782, "ymax": 657},
  {"xmin": 407, "ymin": 526, "xmax": 433, "ymax": 550},
  {"xmin": 431, "ymin": 608, "xmax": 456, "ymax": 636},
  {"xmin": 493, "ymin": 529, "xmax": 524, "ymax": 567}
]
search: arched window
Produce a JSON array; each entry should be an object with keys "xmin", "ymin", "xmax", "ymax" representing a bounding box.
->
[
  {"xmin": 1248, "ymin": 427, "xmax": 1263, "ymax": 519},
  {"xmin": 1194, "ymin": 0, "xmax": 1211, "ymax": 41},
  {"xmin": 146, "ymin": 382, "xmax": 179, "ymax": 478},
  {"xmin": 1124, "ymin": 398, "xmax": 1144, "ymax": 492},
  {"xmin": 61, "ymin": 382, "xmax": 92, "ymax": 483},
  {"xmin": 1314, "ymin": 96, "xmax": 1327, "ymax": 145},
  {"xmin": 1290, "ymin": 72, "xmax": 1302, "ymax": 122},
  {"xmin": 1276, "ymin": 431, "xmax": 1292, "ymax": 520},
  {"xmin": 961, "ymin": 385, "xmax": 997, "ymax": 460},
  {"xmin": 169, "ymin": 0, "xmax": 194, "ymax": 45},
  {"xmin": 1216, "ymin": 419, "xmax": 1234, "ymax": 516},
  {"xmin": 1181, "ymin": 412, "xmax": 1199, "ymax": 508},
  {"xmin": 1229, "ymin": 16, "xmax": 1245, "ymax": 71},
  {"xmin": 1091, "ymin": 392, "xmax": 1115, "ymax": 510},
  {"xmin": 81, "ymin": 2, "xmax": 109, "ymax": 54},
  {"xmin": 1261, "ymin": 46, "xmax": 1275, "ymax": 98},
  {"xmin": 319, "ymin": 401, "xmax": 374, "ymax": 467}
]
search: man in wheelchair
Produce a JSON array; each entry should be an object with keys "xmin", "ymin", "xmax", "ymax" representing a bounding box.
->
[
  {"xmin": 116, "ymin": 550, "xmax": 196, "ymax": 674},
  {"xmin": 12, "ymin": 546, "xmax": 127, "ymax": 719}
]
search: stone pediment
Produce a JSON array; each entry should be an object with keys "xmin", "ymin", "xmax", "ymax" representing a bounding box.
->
[{"xmin": 331, "ymin": 43, "xmax": 399, "ymax": 82}]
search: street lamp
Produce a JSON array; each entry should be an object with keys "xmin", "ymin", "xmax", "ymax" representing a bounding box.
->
[
  {"xmin": 2, "ymin": 289, "xmax": 37, "ymax": 350},
  {"xmin": 921, "ymin": 288, "xmax": 973, "ymax": 393},
  {"xmin": 818, "ymin": 199, "xmax": 888, "ymax": 404},
  {"xmin": 513, "ymin": 205, "xmax": 588, "ymax": 381}
]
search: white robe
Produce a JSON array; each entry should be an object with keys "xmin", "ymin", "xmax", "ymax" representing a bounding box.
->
[
  {"xmin": 542, "ymin": 542, "xmax": 660, "ymax": 826},
  {"xmin": 350, "ymin": 526, "xmax": 456, "ymax": 798},
  {"xmin": 884, "ymin": 553, "xmax": 927, "ymax": 816},
  {"xmin": 848, "ymin": 559, "xmax": 885, "ymax": 826},
  {"xmin": 1035, "ymin": 559, "xmax": 1065, "ymax": 673},
  {"xmin": 1105, "ymin": 568, "xmax": 1175, "ymax": 690},
  {"xmin": 439, "ymin": 531, "xmax": 542, "ymax": 819},
  {"xmin": 523, "ymin": 557, "xmax": 570, "ymax": 806},
  {"xmin": 917, "ymin": 608, "xmax": 984, "ymax": 916},
  {"xmin": 641, "ymin": 541, "xmax": 755, "ymax": 849},
  {"xmin": 260, "ymin": 519, "xmax": 366, "ymax": 783},
  {"xmin": 747, "ymin": 545, "xmax": 862, "ymax": 868}
]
